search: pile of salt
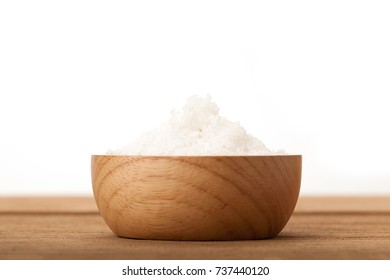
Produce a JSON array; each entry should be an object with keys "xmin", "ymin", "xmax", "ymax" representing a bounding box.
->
[{"xmin": 108, "ymin": 95, "xmax": 274, "ymax": 156}]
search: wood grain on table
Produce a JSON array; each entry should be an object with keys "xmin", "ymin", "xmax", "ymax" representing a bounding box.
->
[{"xmin": 0, "ymin": 196, "xmax": 389, "ymax": 260}]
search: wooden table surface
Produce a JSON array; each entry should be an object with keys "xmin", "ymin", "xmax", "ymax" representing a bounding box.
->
[{"xmin": 1, "ymin": 196, "xmax": 389, "ymax": 260}]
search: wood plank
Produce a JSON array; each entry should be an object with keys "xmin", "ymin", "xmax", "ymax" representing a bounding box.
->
[
  {"xmin": 0, "ymin": 196, "xmax": 98, "ymax": 214},
  {"xmin": 1, "ymin": 196, "xmax": 390, "ymax": 213},
  {"xmin": 0, "ymin": 197, "xmax": 390, "ymax": 259},
  {"xmin": 295, "ymin": 196, "xmax": 390, "ymax": 213},
  {"xmin": 0, "ymin": 211, "xmax": 389, "ymax": 259}
]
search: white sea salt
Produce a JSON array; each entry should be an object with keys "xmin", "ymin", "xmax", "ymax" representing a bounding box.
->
[{"xmin": 108, "ymin": 95, "xmax": 276, "ymax": 156}]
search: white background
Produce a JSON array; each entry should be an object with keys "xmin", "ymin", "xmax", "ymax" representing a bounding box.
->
[{"xmin": 1, "ymin": 0, "xmax": 389, "ymax": 195}]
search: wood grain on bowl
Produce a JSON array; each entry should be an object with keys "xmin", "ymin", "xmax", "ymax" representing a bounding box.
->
[{"xmin": 91, "ymin": 155, "xmax": 301, "ymax": 241}]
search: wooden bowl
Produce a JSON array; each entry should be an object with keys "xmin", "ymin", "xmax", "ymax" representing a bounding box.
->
[{"xmin": 91, "ymin": 155, "xmax": 301, "ymax": 241}]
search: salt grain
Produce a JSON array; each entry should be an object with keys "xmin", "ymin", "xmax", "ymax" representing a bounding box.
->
[{"xmin": 108, "ymin": 95, "xmax": 276, "ymax": 156}]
